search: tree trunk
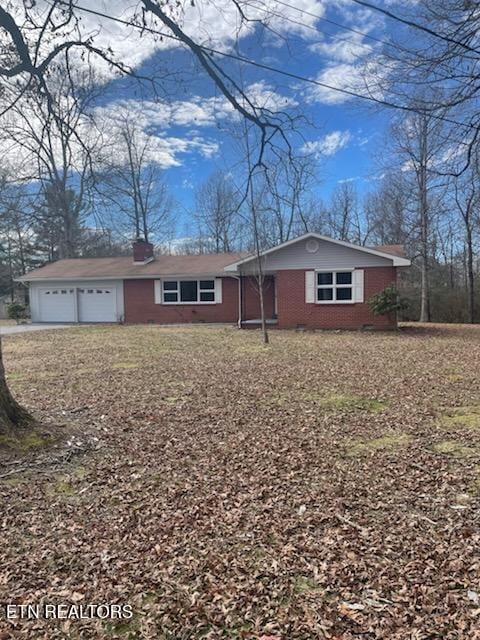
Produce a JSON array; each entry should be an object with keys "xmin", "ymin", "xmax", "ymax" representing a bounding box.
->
[
  {"xmin": 466, "ymin": 229, "xmax": 475, "ymax": 324},
  {"xmin": 449, "ymin": 243, "xmax": 454, "ymax": 290},
  {"xmin": 256, "ymin": 264, "xmax": 269, "ymax": 345},
  {"xmin": 0, "ymin": 337, "xmax": 33, "ymax": 434},
  {"xmin": 418, "ymin": 117, "xmax": 430, "ymax": 323},
  {"xmin": 242, "ymin": 118, "xmax": 269, "ymax": 345},
  {"xmin": 251, "ymin": 199, "xmax": 269, "ymax": 345},
  {"xmin": 419, "ymin": 251, "xmax": 430, "ymax": 323}
]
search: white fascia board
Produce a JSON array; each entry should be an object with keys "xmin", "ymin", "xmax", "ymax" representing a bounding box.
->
[
  {"xmin": 16, "ymin": 272, "xmax": 234, "ymax": 283},
  {"xmin": 223, "ymin": 233, "xmax": 411, "ymax": 270}
]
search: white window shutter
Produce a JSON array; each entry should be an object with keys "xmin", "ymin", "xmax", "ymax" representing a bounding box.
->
[
  {"xmin": 353, "ymin": 269, "xmax": 364, "ymax": 303},
  {"xmin": 154, "ymin": 279, "xmax": 162, "ymax": 304},
  {"xmin": 215, "ymin": 278, "xmax": 223, "ymax": 304},
  {"xmin": 305, "ymin": 271, "xmax": 315, "ymax": 303}
]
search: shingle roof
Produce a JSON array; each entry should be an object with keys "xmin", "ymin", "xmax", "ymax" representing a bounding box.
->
[
  {"xmin": 17, "ymin": 240, "xmax": 409, "ymax": 282},
  {"xmin": 18, "ymin": 253, "xmax": 248, "ymax": 281},
  {"xmin": 372, "ymin": 244, "xmax": 407, "ymax": 258}
]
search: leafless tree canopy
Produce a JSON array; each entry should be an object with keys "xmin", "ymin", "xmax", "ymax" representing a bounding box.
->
[{"xmin": 97, "ymin": 116, "xmax": 176, "ymax": 244}]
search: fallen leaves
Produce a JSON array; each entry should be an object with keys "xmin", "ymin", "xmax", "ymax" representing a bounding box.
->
[{"xmin": 0, "ymin": 323, "xmax": 479, "ymax": 638}]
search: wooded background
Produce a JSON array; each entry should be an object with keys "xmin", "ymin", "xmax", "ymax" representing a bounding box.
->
[{"xmin": 1, "ymin": 0, "xmax": 479, "ymax": 324}]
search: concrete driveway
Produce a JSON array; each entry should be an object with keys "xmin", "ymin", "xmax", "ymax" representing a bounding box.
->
[{"xmin": 0, "ymin": 323, "xmax": 74, "ymax": 335}]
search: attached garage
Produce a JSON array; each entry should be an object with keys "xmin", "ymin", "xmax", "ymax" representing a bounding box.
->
[
  {"xmin": 78, "ymin": 287, "xmax": 117, "ymax": 322},
  {"xmin": 38, "ymin": 287, "xmax": 76, "ymax": 322},
  {"xmin": 30, "ymin": 281, "xmax": 124, "ymax": 323}
]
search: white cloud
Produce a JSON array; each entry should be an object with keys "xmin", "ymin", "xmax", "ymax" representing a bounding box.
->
[
  {"xmin": 301, "ymin": 130, "xmax": 352, "ymax": 157},
  {"xmin": 8, "ymin": 0, "xmax": 328, "ymax": 81},
  {"xmin": 307, "ymin": 63, "xmax": 365, "ymax": 105},
  {"xmin": 306, "ymin": 57, "xmax": 389, "ymax": 105},
  {"xmin": 333, "ymin": 1, "xmax": 386, "ymax": 36},
  {"xmin": 92, "ymin": 80, "xmax": 297, "ymax": 167},
  {"xmin": 177, "ymin": 0, "xmax": 328, "ymax": 49},
  {"xmin": 91, "ymin": 104, "xmax": 221, "ymax": 168},
  {"xmin": 309, "ymin": 33, "xmax": 373, "ymax": 64},
  {"xmin": 303, "ymin": 1, "xmax": 390, "ymax": 108},
  {"xmin": 1, "ymin": 75, "xmax": 296, "ymax": 176},
  {"xmin": 93, "ymin": 80, "xmax": 295, "ymax": 131},
  {"xmin": 0, "ymin": 101, "xmax": 219, "ymax": 176},
  {"xmin": 241, "ymin": 81, "xmax": 298, "ymax": 111}
]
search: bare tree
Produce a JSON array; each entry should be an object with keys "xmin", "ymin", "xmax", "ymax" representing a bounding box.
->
[
  {"xmin": 296, "ymin": 198, "xmax": 328, "ymax": 235},
  {"xmin": 194, "ymin": 171, "xmax": 239, "ymax": 252},
  {"xmin": 390, "ymin": 107, "xmax": 447, "ymax": 322},
  {"xmin": 0, "ymin": 2, "xmax": 297, "ymax": 170},
  {"xmin": 1, "ymin": 67, "xmax": 101, "ymax": 259},
  {"xmin": 327, "ymin": 182, "xmax": 358, "ymax": 243},
  {"xmin": 453, "ymin": 152, "xmax": 480, "ymax": 323},
  {"xmin": 97, "ymin": 117, "xmax": 175, "ymax": 244},
  {"xmin": 247, "ymin": 172, "xmax": 269, "ymax": 345},
  {"xmin": 365, "ymin": 173, "xmax": 413, "ymax": 247},
  {"xmin": 262, "ymin": 155, "xmax": 317, "ymax": 245},
  {"xmin": 361, "ymin": 0, "xmax": 480, "ymax": 175},
  {"xmin": 0, "ymin": 178, "xmax": 37, "ymax": 298}
]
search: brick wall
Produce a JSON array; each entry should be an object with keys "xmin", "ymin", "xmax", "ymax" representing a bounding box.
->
[
  {"xmin": 123, "ymin": 268, "xmax": 396, "ymax": 329},
  {"xmin": 124, "ymin": 275, "xmax": 276, "ymax": 325},
  {"xmin": 242, "ymin": 275, "xmax": 275, "ymax": 320},
  {"xmin": 276, "ymin": 266, "xmax": 397, "ymax": 330},
  {"xmin": 124, "ymin": 277, "xmax": 239, "ymax": 324}
]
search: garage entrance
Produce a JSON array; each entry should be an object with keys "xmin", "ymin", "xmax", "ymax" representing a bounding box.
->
[
  {"xmin": 38, "ymin": 287, "xmax": 75, "ymax": 322},
  {"xmin": 78, "ymin": 287, "xmax": 117, "ymax": 322},
  {"xmin": 35, "ymin": 282, "xmax": 121, "ymax": 323}
]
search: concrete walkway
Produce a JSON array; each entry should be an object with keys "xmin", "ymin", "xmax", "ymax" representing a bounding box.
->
[{"xmin": 0, "ymin": 323, "xmax": 73, "ymax": 335}]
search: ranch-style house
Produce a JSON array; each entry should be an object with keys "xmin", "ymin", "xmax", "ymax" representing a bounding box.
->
[{"xmin": 17, "ymin": 233, "xmax": 410, "ymax": 330}]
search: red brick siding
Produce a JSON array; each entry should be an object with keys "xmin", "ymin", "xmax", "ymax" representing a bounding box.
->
[
  {"xmin": 132, "ymin": 240, "xmax": 154, "ymax": 262},
  {"xmin": 276, "ymin": 267, "xmax": 397, "ymax": 330},
  {"xmin": 123, "ymin": 268, "xmax": 396, "ymax": 329},
  {"xmin": 124, "ymin": 277, "xmax": 239, "ymax": 324},
  {"xmin": 242, "ymin": 275, "xmax": 275, "ymax": 320}
]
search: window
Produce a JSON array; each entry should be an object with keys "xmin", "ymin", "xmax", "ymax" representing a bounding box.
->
[
  {"xmin": 180, "ymin": 280, "xmax": 197, "ymax": 302},
  {"xmin": 199, "ymin": 280, "xmax": 215, "ymax": 302},
  {"xmin": 317, "ymin": 271, "xmax": 353, "ymax": 303},
  {"xmin": 162, "ymin": 279, "xmax": 216, "ymax": 304},
  {"xmin": 318, "ymin": 272, "xmax": 333, "ymax": 286}
]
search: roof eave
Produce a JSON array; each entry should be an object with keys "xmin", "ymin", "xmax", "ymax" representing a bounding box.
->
[
  {"xmin": 16, "ymin": 272, "xmax": 233, "ymax": 283},
  {"xmin": 391, "ymin": 257, "xmax": 411, "ymax": 267}
]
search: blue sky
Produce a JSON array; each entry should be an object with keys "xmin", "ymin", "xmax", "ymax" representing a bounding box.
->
[{"xmin": 11, "ymin": 1, "xmax": 401, "ymax": 236}]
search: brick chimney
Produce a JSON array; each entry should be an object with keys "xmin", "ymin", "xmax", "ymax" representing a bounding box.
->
[{"xmin": 133, "ymin": 237, "xmax": 154, "ymax": 263}]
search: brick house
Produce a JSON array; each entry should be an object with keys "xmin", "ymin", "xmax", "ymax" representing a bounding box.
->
[{"xmin": 18, "ymin": 233, "xmax": 410, "ymax": 329}]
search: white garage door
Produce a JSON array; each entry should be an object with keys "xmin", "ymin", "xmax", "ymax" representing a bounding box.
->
[
  {"xmin": 78, "ymin": 287, "xmax": 117, "ymax": 322},
  {"xmin": 38, "ymin": 288, "xmax": 75, "ymax": 322}
]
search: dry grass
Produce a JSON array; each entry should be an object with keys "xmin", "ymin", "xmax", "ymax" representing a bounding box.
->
[{"xmin": 1, "ymin": 323, "xmax": 480, "ymax": 639}]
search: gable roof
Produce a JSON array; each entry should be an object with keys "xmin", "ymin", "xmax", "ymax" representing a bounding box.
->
[
  {"xmin": 224, "ymin": 233, "xmax": 411, "ymax": 269},
  {"xmin": 17, "ymin": 234, "xmax": 410, "ymax": 283},
  {"xmin": 17, "ymin": 252, "xmax": 248, "ymax": 282}
]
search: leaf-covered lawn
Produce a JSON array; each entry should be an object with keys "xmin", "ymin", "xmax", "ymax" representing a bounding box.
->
[{"xmin": 1, "ymin": 324, "xmax": 480, "ymax": 639}]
